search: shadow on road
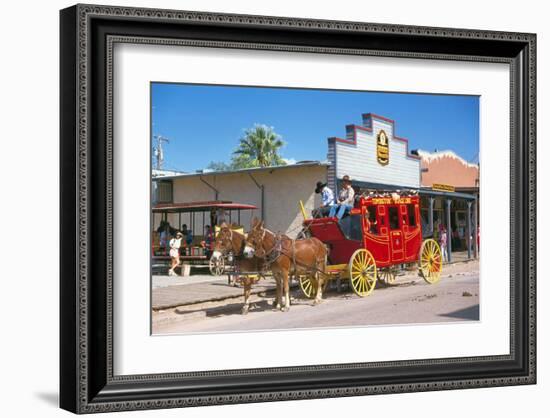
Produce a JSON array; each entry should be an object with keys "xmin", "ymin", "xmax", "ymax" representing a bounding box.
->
[
  {"xmin": 439, "ymin": 304, "xmax": 480, "ymax": 321},
  {"xmin": 174, "ymin": 291, "xmax": 324, "ymax": 319}
]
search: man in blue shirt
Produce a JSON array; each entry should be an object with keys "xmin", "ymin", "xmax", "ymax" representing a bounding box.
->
[{"xmin": 315, "ymin": 181, "xmax": 335, "ymax": 217}]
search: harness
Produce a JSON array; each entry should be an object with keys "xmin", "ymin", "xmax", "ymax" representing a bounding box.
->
[
  {"xmin": 260, "ymin": 229, "xmax": 328, "ymax": 277},
  {"xmin": 218, "ymin": 229, "xmax": 268, "ymax": 282}
]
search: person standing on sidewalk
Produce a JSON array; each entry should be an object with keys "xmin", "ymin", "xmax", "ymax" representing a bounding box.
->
[
  {"xmin": 439, "ymin": 224, "xmax": 448, "ymax": 263},
  {"xmin": 168, "ymin": 232, "xmax": 184, "ymax": 276}
]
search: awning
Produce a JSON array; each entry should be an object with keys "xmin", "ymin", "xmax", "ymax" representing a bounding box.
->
[
  {"xmin": 418, "ymin": 188, "xmax": 477, "ymax": 200},
  {"xmin": 152, "ymin": 201, "xmax": 258, "ymax": 213}
]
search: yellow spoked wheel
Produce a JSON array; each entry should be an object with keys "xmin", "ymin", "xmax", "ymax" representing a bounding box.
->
[
  {"xmin": 379, "ymin": 268, "xmax": 397, "ymax": 284},
  {"xmin": 419, "ymin": 239, "xmax": 442, "ymax": 284},
  {"xmin": 299, "ymin": 275, "xmax": 328, "ymax": 298},
  {"xmin": 349, "ymin": 249, "xmax": 377, "ymax": 297}
]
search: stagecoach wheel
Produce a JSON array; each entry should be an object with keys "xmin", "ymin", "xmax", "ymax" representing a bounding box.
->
[
  {"xmin": 379, "ymin": 268, "xmax": 397, "ymax": 284},
  {"xmin": 298, "ymin": 275, "xmax": 328, "ymax": 299},
  {"xmin": 419, "ymin": 239, "xmax": 442, "ymax": 284},
  {"xmin": 209, "ymin": 255, "xmax": 225, "ymax": 276},
  {"xmin": 349, "ymin": 249, "xmax": 377, "ymax": 297}
]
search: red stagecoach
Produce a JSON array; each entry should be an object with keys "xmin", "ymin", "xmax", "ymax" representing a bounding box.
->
[{"xmin": 298, "ymin": 192, "xmax": 442, "ymax": 297}]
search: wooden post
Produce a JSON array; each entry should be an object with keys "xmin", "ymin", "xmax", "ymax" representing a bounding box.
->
[
  {"xmin": 467, "ymin": 200, "xmax": 472, "ymax": 259},
  {"xmin": 473, "ymin": 196, "xmax": 479, "ymax": 259},
  {"xmin": 429, "ymin": 196, "xmax": 434, "ymax": 236}
]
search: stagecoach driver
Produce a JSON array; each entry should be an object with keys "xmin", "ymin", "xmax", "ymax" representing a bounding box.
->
[
  {"xmin": 329, "ymin": 175, "xmax": 355, "ymax": 219},
  {"xmin": 314, "ymin": 181, "xmax": 335, "ymax": 217}
]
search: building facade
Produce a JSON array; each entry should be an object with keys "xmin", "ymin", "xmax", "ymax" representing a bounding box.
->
[
  {"xmin": 328, "ymin": 113, "xmax": 421, "ymax": 192},
  {"xmin": 153, "ymin": 162, "xmax": 328, "ymax": 238},
  {"xmin": 417, "ymin": 150, "xmax": 479, "ymax": 260}
]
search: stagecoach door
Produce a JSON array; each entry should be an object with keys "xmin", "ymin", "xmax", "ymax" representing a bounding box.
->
[{"xmin": 388, "ymin": 206, "xmax": 404, "ymax": 262}]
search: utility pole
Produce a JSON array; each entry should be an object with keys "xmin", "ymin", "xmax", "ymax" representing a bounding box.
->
[{"xmin": 153, "ymin": 135, "xmax": 170, "ymax": 170}]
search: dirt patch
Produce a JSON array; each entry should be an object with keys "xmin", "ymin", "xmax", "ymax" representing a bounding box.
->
[{"xmin": 412, "ymin": 294, "xmax": 438, "ymax": 302}]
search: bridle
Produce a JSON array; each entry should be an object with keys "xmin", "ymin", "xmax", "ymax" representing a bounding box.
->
[
  {"xmin": 244, "ymin": 226, "xmax": 265, "ymax": 257},
  {"xmin": 214, "ymin": 228, "xmax": 236, "ymax": 256},
  {"xmin": 247, "ymin": 227, "xmax": 286, "ymax": 263}
]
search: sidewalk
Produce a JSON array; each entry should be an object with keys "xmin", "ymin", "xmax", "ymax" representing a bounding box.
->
[
  {"xmin": 152, "ymin": 275, "xmax": 278, "ymax": 311},
  {"xmin": 447, "ymin": 250, "xmax": 477, "ymax": 264}
]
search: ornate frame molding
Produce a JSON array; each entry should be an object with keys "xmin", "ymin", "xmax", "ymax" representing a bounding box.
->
[{"xmin": 60, "ymin": 4, "xmax": 536, "ymax": 414}]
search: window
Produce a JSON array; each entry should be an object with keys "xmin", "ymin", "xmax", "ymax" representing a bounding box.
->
[
  {"xmin": 155, "ymin": 180, "xmax": 173, "ymax": 203},
  {"xmin": 365, "ymin": 206, "xmax": 379, "ymax": 234},
  {"xmin": 408, "ymin": 205, "xmax": 417, "ymax": 227},
  {"xmin": 389, "ymin": 206, "xmax": 399, "ymax": 230}
]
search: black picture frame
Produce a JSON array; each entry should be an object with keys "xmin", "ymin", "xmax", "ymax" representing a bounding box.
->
[{"xmin": 60, "ymin": 3, "xmax": 536, "ymax": 414}]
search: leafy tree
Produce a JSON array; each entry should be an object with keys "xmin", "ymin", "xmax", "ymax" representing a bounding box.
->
[
  {"xmin": 231, "ymin": 124, "xmax": 286, "ymax": 168},
  {"xmin": 206, "ymin": 161, "xmax": 231, "ymax": 172}
]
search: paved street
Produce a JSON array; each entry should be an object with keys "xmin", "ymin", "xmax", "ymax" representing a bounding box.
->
[{"xmin": 152, "ymin": 260, "xmax": 479, "ymax": 334}]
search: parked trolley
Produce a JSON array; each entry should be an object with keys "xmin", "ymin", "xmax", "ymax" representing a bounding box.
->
[
  {"xmin": 152, "ymin": 201, "xmax": 257, "ymax": 276},
  {"xmin": 298, "ymin": 191, "xmax": 442, "ymax": 298}
]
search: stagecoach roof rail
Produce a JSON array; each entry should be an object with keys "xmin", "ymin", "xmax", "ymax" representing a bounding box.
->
[{"xmin": 360, "ymin": 189, "xmax": 419, "ymax": 198}]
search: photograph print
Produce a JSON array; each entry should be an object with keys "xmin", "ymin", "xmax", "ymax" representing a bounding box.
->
[{"xmin": 150, "ymin": 83, "xmax": 480, "ymax": 335}]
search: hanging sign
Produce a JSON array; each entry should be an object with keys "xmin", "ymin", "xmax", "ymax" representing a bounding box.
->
[
  {"xmin": 377, "ymin": 130, "xmax": 389, "ymax": 166},
  {"xmin": 432, "ymin": 183, "xmax": 455, "ymax": 192}
]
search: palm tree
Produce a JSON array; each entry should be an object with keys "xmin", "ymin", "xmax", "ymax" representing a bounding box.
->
[{"xmin": 231, "ymin": 124, "xmax": 286, "ymax": 168}]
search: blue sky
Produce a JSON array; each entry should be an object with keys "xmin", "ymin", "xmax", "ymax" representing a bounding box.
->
[{"xmin": 151, "ymin": 83, "xmax": 479, "ymax": 173}]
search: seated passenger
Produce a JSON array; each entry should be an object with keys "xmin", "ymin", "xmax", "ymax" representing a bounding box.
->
[
  {"xmin": 201, "ymin": 225, "xmax": 213, "ymax": 257},
  {"xmin": 313, "ymin": 181, "xmax": 335, "ymax": 218},
  {"xmin": 329, "ymin": 175, "xmax": 355, "ymax": 220},
  {"xmin": 181, "ymin": 224, "xmax": 193, "ymax": 246},
  {"xmin": 368, "ymin": 218, "xmax": 379, "ymax": 234}
]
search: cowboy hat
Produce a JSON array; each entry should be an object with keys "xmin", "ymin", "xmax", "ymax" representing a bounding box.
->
[
  {"xmin": 342, "ymin": 175, "xmax": 352, "ymax": 183},
  {"xmin": 315, "ymin": 181, "xmax": 327, "ymax": 193}
]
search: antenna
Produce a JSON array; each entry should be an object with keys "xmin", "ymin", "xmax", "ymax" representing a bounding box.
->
[{"xmin": 153, "ymin": 135, "xmax": 170, "ymax": 170}]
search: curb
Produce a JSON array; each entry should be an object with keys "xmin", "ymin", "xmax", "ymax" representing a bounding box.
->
[{"xmin": 153, "ymin": 283, "xmax": 298, "ymax": 311}]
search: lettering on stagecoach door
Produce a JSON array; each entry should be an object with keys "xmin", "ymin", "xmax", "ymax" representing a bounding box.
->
[{"xmin": 377, "ymin": 130, "xmax": 389, "ymax": 166}]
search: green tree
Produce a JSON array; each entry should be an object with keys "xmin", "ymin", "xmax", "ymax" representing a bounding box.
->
[
  {"xmin": 231, "ymin": 124, "xmax": 286, "ymax": 169},
  {"xmin": 206, "ymin": 161, "xmax": 231, "ymax": 172}
]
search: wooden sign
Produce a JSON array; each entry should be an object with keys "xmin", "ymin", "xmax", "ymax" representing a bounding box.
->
[
  {"xmin": 432, "ymin": 183, "xmax": 455, "ymax": 192},
  {"xmin": 377, "ymin": 130, "xmax": 389, "ymax": 165}
]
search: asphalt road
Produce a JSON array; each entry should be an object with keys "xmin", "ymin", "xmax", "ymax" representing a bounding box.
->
[{"xmin": 153, "ymin": 262, "xmax": 479, "ymax": 335}]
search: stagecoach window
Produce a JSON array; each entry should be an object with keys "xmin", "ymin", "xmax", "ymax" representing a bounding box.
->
[
  {"xmin": 339, "ymin": 214, "xmax": 362, "ymax": 241},
  {"xmin": 389, "ymin": 206, "xmax": 399, "ymax": 230},
  {"xmin": 366, "ymin": 206, "xmax": 376, "ymax": 221},
  {"xmin": 366, "ymin": 206, "xmax": 379, "ymax": 234},
  {"xmin": 408, "ymin": 205, "xmax": 417, "ymax": 227}
]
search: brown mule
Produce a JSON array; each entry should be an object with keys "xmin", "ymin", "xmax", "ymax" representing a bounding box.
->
[
  {"xmin": 211, "ymin": 223, "xmax": 266, "ymax": 314},
  {"xmin": 244, "ymin": 219, "xmax": 328, "ymax": 312}
]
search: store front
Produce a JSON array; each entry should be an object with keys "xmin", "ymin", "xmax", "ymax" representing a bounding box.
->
[{"xmin": 419, "ymin": 190, "xmax": 478, "ymax": 261}]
